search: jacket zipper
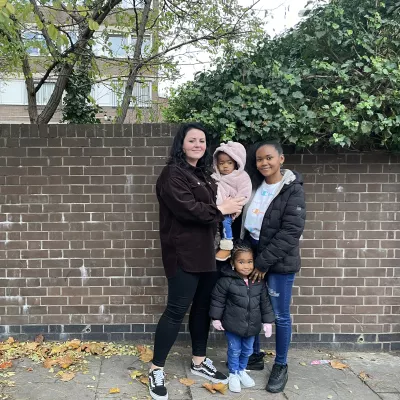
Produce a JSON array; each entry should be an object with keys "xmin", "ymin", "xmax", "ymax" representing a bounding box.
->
[{"xmin": 245, "ymin": 283, "xmax": 251, "ymax": 337}]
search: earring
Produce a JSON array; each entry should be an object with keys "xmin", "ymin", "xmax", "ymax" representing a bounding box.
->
[{"xmin": 231, "ymin": 265, "xmax": 235, "ymax": 270}]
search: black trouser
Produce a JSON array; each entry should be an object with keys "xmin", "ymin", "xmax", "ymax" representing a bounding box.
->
[{"xmin": 152, "ymin": 267, "xmax": 218, "ymax": 367}]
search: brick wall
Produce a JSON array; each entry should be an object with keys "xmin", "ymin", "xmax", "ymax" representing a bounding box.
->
[{"xmin": 0, "ymin": 124, "xmax": 399, "ymax": 351}]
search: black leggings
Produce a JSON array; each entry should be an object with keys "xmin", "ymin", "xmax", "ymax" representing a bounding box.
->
[{"xmin": 152, "ymin": 267, "xmax": 218, "ymax": 367}]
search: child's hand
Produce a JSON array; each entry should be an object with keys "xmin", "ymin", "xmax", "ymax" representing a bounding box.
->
[
  {"xmin": 212, "ymin": 320, "xmax": 224, "ymax": 331},
  {"xmin": 263, "ymin": 323, "xmax": 272, "ymax": 338}
]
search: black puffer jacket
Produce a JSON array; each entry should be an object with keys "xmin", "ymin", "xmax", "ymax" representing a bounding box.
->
[
  {"xmin": 210, "ymin": 266, "xmax": 275, "ymax": 337},
  {"xmin": 241, "ymin": 170, "xmax": 306, "ymax": 274}
]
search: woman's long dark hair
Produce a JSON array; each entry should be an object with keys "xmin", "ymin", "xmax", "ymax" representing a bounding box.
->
[
  {"xmin": 245, "ymin": 141, "xmax": 284, "ymax": 188},
  {"xmin": 167, "ymin": 122, "xmax": 212, "ymax": 172}
]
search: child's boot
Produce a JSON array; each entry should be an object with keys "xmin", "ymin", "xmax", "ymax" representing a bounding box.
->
[
  {"xmin": 238, "ymin": 370, "xmax": 255, "ymax": 388},
  {"xmin": 228, "ymin": 372, "xmax": 241, "ymax": 393},
  {"xmin": 216, "ymin": 239, "xmax": 233, "ymax": 261}
]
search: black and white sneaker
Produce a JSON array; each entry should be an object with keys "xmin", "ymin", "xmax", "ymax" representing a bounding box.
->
[
  {"xmin": 149, "ymin": 368, "xmax": 168, "ymax": 400},
  {"xmin": 190, "ymin": 357, "xmax": 228, "ymax": 384}
]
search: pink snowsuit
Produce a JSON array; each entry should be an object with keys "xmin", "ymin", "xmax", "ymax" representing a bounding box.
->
[{"xmin": 211, "ymin": 141, "xmax": 252, "ymax": 206}]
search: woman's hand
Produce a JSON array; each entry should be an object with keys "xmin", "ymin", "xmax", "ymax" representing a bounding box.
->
[
  {"xmin": 217, "ymin": 197, "xmax": 246, "ymax": 215},
  {"xmin": 249, "ymin": 268, "xmax": 266, "ymax": 283}
]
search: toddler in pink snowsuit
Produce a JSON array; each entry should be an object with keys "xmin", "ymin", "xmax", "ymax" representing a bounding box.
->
[{"xmin": 212, "ymin": 141, "xmax": 252, "ymax": 261}]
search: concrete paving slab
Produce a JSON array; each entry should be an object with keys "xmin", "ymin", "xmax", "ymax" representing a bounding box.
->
[
  {"xmin": 340, "ymin": 352, "xmax": 400, "ymax": 395},
  {"xmin": 0, "ymin": 346, "xmax": 398, "ymax": 400},
  {"xmin": 2, "ymin": 357, "xmax": 99, "ymax": 400}
]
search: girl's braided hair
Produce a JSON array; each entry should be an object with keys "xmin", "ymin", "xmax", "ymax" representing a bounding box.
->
[{"xmin": 231, "ymin": 240, "xmax": 254, "ymax": 262}]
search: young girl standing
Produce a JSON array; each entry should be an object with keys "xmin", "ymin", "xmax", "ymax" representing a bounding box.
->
[{"xmin": 210, "ymin": 241, "xmax": 274, "ymax": 393}]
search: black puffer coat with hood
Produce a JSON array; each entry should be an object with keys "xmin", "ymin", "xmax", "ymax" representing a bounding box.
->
[
  {"xmin": 240, "ymin": 169, "xmax": 306, "ymax": 274},
  {"xmin": 209, "ymin": 265, "xmax": 275, "ymax": 337}
]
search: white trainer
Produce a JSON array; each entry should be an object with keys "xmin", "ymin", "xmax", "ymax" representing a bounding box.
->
[
  {"xmin": 239, "ymin": 370, "xmax": 255, "ymax": 387},
  {"xmin": 228, "ymin": 373, "xmax": 241, "ymax": 393}
]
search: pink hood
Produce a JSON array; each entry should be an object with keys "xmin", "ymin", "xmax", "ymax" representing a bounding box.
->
[
  {"xmin": 211, "ymin": 141, "xmax": 252, "ymax": 206},
  {"xmin": 212, "ymin": 141, "xmax": 247, "ymax": 174}
]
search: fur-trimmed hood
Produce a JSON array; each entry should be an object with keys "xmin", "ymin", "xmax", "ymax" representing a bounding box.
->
[{"xmin": 212, "ymin": 141, "xmax": 246, "ymax": 175}]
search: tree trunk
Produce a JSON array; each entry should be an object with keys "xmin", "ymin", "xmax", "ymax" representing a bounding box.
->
[
  {"xmin": 115, "ymin": 0, "xmax": 152, "ymax": 123},
  {"xmin": 21, "ymin": 56, "xmax": 38, "ymax": 123},
  {"xmin": 34, "ymin": 0, "xmax": 122, "ymax": 123},
  {"xmin": 36, "ymin": 63, "xmax": 74, "ymax": 124}
]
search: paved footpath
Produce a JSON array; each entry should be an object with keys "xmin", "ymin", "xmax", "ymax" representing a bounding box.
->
[{"xmin": 1, "ymin": 346, "xmax": 399, "ymax": 400}]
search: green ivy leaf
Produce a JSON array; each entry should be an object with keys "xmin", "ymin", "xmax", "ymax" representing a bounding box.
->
[
  {"xmin": 47, "ymin": 24, "xmax": 58, "ymax": 41},
  {"xmin": 5, "ymin": 1, "xmax": 14, "ymax": 13},
  {"xmin": 292, "ymin": 91, "xmax": 304, "ymax": 99},
  {"xmin": 361, "ymin": 121, "xmax": 373, "ymax": 134}
]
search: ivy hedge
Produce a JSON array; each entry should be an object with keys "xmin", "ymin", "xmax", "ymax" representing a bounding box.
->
[{"xmin": 164, "ymin": 0, "xmax": 400, "ymax": 150}]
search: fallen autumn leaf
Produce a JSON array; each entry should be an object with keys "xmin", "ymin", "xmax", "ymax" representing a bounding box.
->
[
  {"xmin": 203, "ymin": 383, "xmax": 216, "ymax": 393},
  {"xmin": 137, "ymin": 345, "xmax": 153, "ymax": 363},
  {"xmin": 0, "ymin": 361, "xmax": 12, "ymax": 370},
  {"xmin": 330, "ymin": 360, "xmax": 349, "ymax": 370},
  {"xmin": 179, "ymin": 378, "xmax": 195, "ymax": 386},
  {"xmin": 59, "ymin": 371, "xmax": 75, "ymax": 382},
  {"xmin": 213, "ymin": 383, "xmax": 227, "ymax": 395}
]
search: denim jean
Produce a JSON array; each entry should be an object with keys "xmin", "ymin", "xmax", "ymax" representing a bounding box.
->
[
  {"xmin": 253, "ymin": 272, "xmax": 295, "ymax": 365},
  {"xmin": 225, "ymin": 331, "xmax": 255, "ymax": 373},
  {"xmin": 222, "ymin": 215, "xmax": 233, "ymax": 240}
]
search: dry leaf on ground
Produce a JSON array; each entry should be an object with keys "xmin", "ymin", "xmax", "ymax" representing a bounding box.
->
[
  {"xmin": 212, "ymin": 383, "xmax": 227, "ymax": 394},
  {"xmin": 330, "ymin": 360, "xmax": 349, "ymax": 370},
  {"xmin": 359, "ymin": 371, "xmax": 372, "ymax": 382},
  {"xmin": 50, "ymin": 345, "xmax": 67, "ymax": 355},
  {"xmin": 26, "ymin": 342, "xmax": 40, "ymax": 351},
  {"xmin": 57, "ymin": 355, "xmax": 74, "ymax": 369},
  {"xmin": 266, "ymin": 350, "xmax": 276, "ymax": 356},
  {"xmin": 82, "ymin": 343, "xmax": 104, "ymax": 355},
  {"xmin": 67, "ymin": 340, "xmax": 81, "ymax": 350},
  {"xmin": 130, "ymin": 370, "xmax": 143, "ymax": 379},
  {"xmin": 139, "ymin": 376, "xmax": 149, "ymax": 386},
  {"xmin": 43, "ymin": 358, "xmax": 58, "ymax": 369},
  {"xmin": 203, "ymin": 383, "xmax": 216, "ymax": 393},
  {"xmin": 35, "ymin": 334, "xmax": 44, "ymax": 344},
  {"xmin": 0, "ymin": 361, "xmax": 12, "ymax": 369},
  {"xmin": 6, "ymin": 337, "xmax": 15, "ymax": 344},
  {"xmin": 179, "ymin": 378, "xmax": 195, "ymax": 386},
  {"xmin": 109, "ymin": 388, "xmax": 120, "ymax": 394},
  {"xmin": 59, "ymin": 371, "xmax": 75, "ymax": 382},
  {"xmin": 137, "ymin": 346, "xmax": 153, "ymax": 363}
]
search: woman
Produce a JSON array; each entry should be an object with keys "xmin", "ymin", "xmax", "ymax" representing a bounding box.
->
[
  {"xmin": 148, "ymin": 123, "xmax": 246, "ymax": 400},
  {"xmin": 240, "ymin": 141, "xmax": 306, "ymax": 393}
]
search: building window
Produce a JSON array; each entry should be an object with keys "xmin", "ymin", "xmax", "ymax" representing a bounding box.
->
[
  {"xmin": 119, "ymin": 0, "xmax": 144, "ymax": 9},
  {"xmin": 96, "ymin": 34, "xmax": 151, "ymax": 58},
  {"xmin": 23, "ymin": 31, "xmax": 47, "ymax": 56},
  {"xmin": 34, "ymin": 82, "xmax": 56, "ymax": 106},
  {"xmin": 91, "ymin": 81, "xmax": 152, "ymax": 108}
]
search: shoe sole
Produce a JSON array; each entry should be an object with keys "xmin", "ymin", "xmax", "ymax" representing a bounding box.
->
[
  {"xmin": 240, "ymin": 381, "xmax": 255, "ymax": 388},
  {"xmin": 265, "ymin": 374, "xmax": 288, "ymax": 393},
  {"xmin": 149, "ymin": 390, "xmax": 168, "ymax": 400},
  {"xmin": 190, "ymin": 369, "xmax": 229, "ymax": 384},
  {"xmin": 246, "ymin": 364, "xmax": 264, "ymax": 371}
]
